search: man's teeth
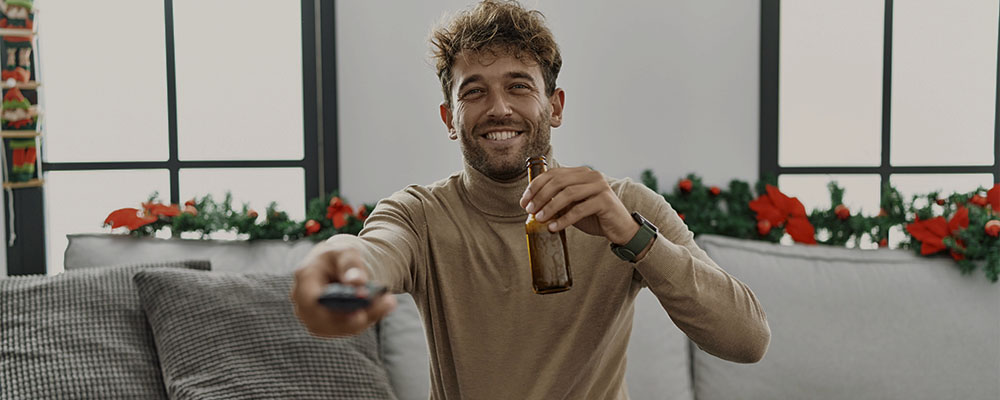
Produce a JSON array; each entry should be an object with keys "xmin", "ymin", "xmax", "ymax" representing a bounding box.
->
[{"xmin": 485, "ymin": 131, "xmax": 519, "ymax": 140}]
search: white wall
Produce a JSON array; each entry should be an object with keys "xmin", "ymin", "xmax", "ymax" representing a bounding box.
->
[{"xmin": 337, "ymin": 0, "xmax": 760, "ymax": 203}]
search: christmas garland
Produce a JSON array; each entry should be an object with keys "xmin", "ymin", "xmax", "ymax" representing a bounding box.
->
[
  {"xmin": 640, "ymin": 170, "xmax": 999, "ymax": 283},
  {"xmin": 103, "ymin": 171, "xmax": 1000, "ymax": 283},
  {"xmin": 103, "ymin": 192, "xmax": 374, "ymax": 242}
]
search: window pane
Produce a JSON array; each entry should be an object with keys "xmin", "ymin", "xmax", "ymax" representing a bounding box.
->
[
  {"xmin": 44, "ymin": 170, "xmax": 171, "ymax": 275},
  {"xmin": 178, "ymin": 168, "xmax": 305, "ymax": 224},
  {"xmin": 173, "ymin": 0, "xmax": 303, "ymax": 161},
  {"xmin": 890, "ymin": 173, "xmax": 994, "ymax": 203},
  {"xmin": 779, "ymin": 0, "xmax": 883, "ymax": 167},
  {"xmin": 39, "ymin": 0, "xmax": 168, "ymax": 162},
  {"xmin": 778, "ymin": 174, "xmax": 882, "ymax": 216},
  {"xmin": 890, "ymin": 1, "xmax": 998, "ymax": 166}
]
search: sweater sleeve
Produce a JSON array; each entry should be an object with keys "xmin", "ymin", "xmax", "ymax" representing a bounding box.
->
[
  {"xmin": 327, "ymin": 188, "xmax": 424, "ymax": 295},
  {"xmin": 621, "ymin": 180, "xmax": 770, "ymax": 363}
]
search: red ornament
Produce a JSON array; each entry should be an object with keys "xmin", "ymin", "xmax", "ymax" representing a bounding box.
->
[
  {"xmin": 878, "ymin": 238, "xmax": 888, "ymax": 248},
  {"xmin": 247, "ymin": 209, "xmax": 259, "ymax": 219},
  {"xmin": 709, "ymin": 186, "xmax": 721, "ymax": 196},
  {"xmin": 677, "ymin": 213, "xmax": 685, "ymax": 221},
  {"xmin": 985, "ymin": 220, "xmax": 1000, "ymax": 237},
  {"xmin": 183, "ymin": 205, "xmax": 198, "ymax": 216},
  {"xmin": 184, "ymin": 198, "xmax": 196, "ymax": 207},
  {"xmin": 834, "ymin": 204, "xmax": 850, "ymax": 220},
  {"xmin": 305, "ymin": 219, "xmax": 321, "ymax": 235},
  {"xmin": 757, "ymin": 219, "xmax": 771, "ymax": 235},
  {"xmin": 935, "ymin": 199, "xmax": 946, "ymax": 206},
  {"xmin": 970, "ymin": 194, "xmax": 988, "ymax": 207},
  {"xmin": 678, "ymin": 179, "xmax": 693, "ymax": 193}
]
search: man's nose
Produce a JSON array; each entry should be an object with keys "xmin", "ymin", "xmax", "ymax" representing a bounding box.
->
[{"xmin": 486, "ymin": 91, "xmax": 513, "ymax": 118}]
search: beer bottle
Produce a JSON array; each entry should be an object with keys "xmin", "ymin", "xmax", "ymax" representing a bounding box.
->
[{"xmin": 524, "ymin": 156, "xmax": 572, "ymax": 294}]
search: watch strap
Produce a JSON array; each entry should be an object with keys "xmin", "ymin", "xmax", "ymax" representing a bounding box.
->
[{"xmin": 611, "ymin": 212, "xmax": 658, "ymax": 262}]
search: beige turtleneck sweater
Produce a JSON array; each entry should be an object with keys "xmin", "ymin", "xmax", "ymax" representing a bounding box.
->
[{"xmin": 329, "ymin": 160, "xmax": 770, "ymax": 399}]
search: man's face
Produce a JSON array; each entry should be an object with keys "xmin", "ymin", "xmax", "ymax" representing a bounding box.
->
[{"xmin": 440, "ymin": 50, "xmax": 564, "ymax": 182}]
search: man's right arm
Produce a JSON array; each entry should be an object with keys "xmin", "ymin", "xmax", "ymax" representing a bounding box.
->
[{"xmin": 291, "ymin": 193, "xmax": 424, "ymax": 337}]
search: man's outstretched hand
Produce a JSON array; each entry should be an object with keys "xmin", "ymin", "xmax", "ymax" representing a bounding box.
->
[{"xmin": 291, "ymin": 242, "xmax": 397, "ymax": 338}]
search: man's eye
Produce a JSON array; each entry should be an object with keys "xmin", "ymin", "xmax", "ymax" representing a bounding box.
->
[
  {"xmin": 512, "ymin": 83, "xmax": 529, "ymax": 90},
  {"xmin": 462, "ymin": 89, "xmax": 484, "ymax": 98}
]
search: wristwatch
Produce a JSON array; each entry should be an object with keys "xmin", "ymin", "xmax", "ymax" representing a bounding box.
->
[{"xmin": 611, "ymin": 212, "xmax": 658, "ymax": 263}]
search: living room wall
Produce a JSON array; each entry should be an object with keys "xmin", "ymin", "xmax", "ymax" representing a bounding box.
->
[{"xmin": 336, "ymin": 0, "xmax": 760, "ymax": 204}]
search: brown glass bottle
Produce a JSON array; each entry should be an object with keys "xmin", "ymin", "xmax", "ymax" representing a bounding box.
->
[{"xmin": 524, "ymin": 156, "xmax": 572, "ymax": 294}]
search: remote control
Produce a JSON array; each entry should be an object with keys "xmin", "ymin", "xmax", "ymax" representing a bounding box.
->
[{"xmin": 318, "ymin": 282, "xmax": 388, "ymax": 312}]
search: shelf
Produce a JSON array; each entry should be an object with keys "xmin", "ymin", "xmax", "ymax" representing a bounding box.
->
[
  {"xmin": 3, "ymin": 178, "xmax": 42, "ymax": 189},
  {"xmin": 0, "ymin": 29, "xmax": 33, "ymax": 38},
  {"xmin": 1, "ymin": 81, "xmax": 38, "ymax": 90},
  {"xmin": 1, "ymin": 130, "xmax": 38, "ymax": 138}
]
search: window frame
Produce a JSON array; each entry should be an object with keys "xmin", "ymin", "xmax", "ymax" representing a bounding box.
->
[
  {"xmin": 759, "ymin": 0, "xmax": 1000, "ymax": 196},
  {"xmin": 3, "ymin": 0, "xmax": 339, "ymax": 275}
]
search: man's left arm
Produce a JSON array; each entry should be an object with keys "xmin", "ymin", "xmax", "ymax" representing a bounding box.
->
[{"xmin": 521, "ymin": 167, "xmax": 770, "ymax": 363}]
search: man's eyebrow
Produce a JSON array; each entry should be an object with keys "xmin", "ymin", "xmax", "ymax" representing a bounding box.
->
[
  {"xmin": 457, "ymin": 75, "xmax": 483, "ymax": 94},
  {"xmin": 505, "ymin": 71, "xmax": 536, "ymax": 83}
]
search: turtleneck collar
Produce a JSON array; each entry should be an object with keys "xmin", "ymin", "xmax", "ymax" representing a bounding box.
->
[{"xmin": 459, "ymin": 155, "xmax": 560, "ymax": 219}]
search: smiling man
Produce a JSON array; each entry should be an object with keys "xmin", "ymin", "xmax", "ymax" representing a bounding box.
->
[{"xmin": 292, "ymin": 1, "xmax": 770, "ymax": 398}]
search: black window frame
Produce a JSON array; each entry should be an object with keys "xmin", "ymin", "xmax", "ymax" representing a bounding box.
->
[
  {"xmin": 3, "ymin": 0, "xmax": 339, "ymax": 275},
  {"xmin": 760, "ymin": 0, "xmax": 1000, "ymax": 198}
]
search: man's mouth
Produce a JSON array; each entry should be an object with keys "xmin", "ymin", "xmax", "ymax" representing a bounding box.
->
[{"xmin": 481, "ymin": 130, "xmax": 523, "ymax": 141}]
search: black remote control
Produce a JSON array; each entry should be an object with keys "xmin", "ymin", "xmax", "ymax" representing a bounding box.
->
[{"xmin": 318, "ymin": 282, "xmax": 388, "ymax": 312}]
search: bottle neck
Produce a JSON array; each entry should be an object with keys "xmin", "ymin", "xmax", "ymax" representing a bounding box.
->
[{"xmin": 527, "ymin": 163, "xmax": 547, "ymax": 182}]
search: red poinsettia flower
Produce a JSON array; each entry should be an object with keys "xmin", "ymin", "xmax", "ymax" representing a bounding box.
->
[
  {"xmin": 142, "ymin": 202, "xmax": 181, "ymax": 218},
  {"xmin": 356, "ymin": 204, "xmax": 369, "ymax": 221},
  {"xmin": 749, "ymin": 185, "xmax": 816, "ymax": 244},
  {"xmin": 326, "ymin": 197, "xmax": 354, "ymax": 229},
  {"xmin": 678, "ymin": 179, "xmax": 693, "ymax": 193},
  {"xmin": 104, "ymin": 208, "xmax": 157, "ymax": 230},
  {"xmin": 834, "ymin": 204, "xmax": 850, "ymax": 220},
  {"xmin": 709, "ymin": 186, "xmax": 721, "ymax": 196},
  {"xmin": 305, "ymin": 219, "xmax": 321, "ymax": 235},
  {"xmin": 988, "ymin": 183, "xmax": 1000, "ymax": 212},
  {"xmin": 905, "ymin": 206, "xmax": 969, "ymax": 255}
]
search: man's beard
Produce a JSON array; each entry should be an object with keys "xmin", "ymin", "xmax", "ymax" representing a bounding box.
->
[{"xmin": 458, "ymin": 111, "xmax": 552, "ymax": 182}]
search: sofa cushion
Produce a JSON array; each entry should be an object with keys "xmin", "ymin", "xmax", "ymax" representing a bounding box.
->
[
  {"xmin": 133, "ymin": 268, "xmax": 397, "ymax": 399},
  {"xmin": 692, "ymin": 234, "xmax": 1000, "ymax": 400},
  {"xmin": 379, "ymin": 293, "xmax": 431, "ymax": 400},
  {"xmin": 0, "ymin": 260, "xmax": 210, "ymax": 400},
  {"xmin": 626, "ymin": 288, "xmax": 694, "ymax": 400},
  {"xmin": 65, "ymin": 233, "xmax": 317, "ymax": 273}
]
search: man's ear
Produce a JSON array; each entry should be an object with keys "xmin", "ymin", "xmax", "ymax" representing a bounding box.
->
[
  {"xmin": 440, "ymin": 103, "xmax": 458, "ymax": 140},
  {"xmin": 549, "ymin": 88, "xmax": 565, "ymax": 128}
]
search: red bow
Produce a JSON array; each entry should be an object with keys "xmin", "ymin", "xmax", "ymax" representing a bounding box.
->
[
  {"xmin": 749, "ymin": 185, "xmax": 816, "ymax": 244},
  {"xmin": 905, "ymin": 205, "xmax": 968, "ymax": 258},
  {"xmin": 326, "ymin": 197, "xmax": 354, "ymax": 229}
]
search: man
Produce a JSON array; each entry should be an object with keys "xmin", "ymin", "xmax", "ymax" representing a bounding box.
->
[{"xmin": 292, "ymin": 1, "xmax": 770, "ymax": 398}]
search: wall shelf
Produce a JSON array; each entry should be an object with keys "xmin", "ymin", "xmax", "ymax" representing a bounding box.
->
[{"xmin": 3, "ymin": 178, "xmax": 43, "ymax": 189}]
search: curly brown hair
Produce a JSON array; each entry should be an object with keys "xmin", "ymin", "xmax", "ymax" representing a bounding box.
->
[{"xmin": 430, "ymin": 0, "xmax": 562, "ymax": 108}]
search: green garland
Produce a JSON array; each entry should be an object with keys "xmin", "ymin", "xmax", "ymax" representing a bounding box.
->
[
  {"xmin": 106, "ymin": 191, "xmax": 373, "ymax": 242},
  {"xmin": 642, "ymin": 170, "xmax": 998, "ymax": 282}
]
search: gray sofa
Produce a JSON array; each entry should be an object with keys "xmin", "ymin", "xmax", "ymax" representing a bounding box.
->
[{"xmin": 1, "ymin": 233, "xmax": 997, "ymax": 399}]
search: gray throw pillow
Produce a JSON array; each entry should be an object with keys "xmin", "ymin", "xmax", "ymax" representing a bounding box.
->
[
  {"xmin": 0, "ymin": 260, "xmax": 211, "ymax": 400},
  {"xmin": 133, "ymin": 268, "xmax": 397, "ymax": 400}
]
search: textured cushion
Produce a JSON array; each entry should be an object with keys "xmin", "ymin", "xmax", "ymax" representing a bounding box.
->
[
  {"xmin": 133, "ymin": 268, "xmax": 397, "ymax": 399},
  {"xmin": 65, "ymin": 234, "xmax": 317, "ymax": 273},
  {"xmin": 378, "ymin": 293, "xmax": 430, "ymax": 400},
  {"xmin": 0, "ymin": 260, "xmax": 210, "ymax": 400},
  {"xmin": 692, "ymin": 234, "xmax": 1000, "ymax": 400},
  {"xmin": 626, "ymin": 288, "xmax": 694, "ymax": 400}
]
